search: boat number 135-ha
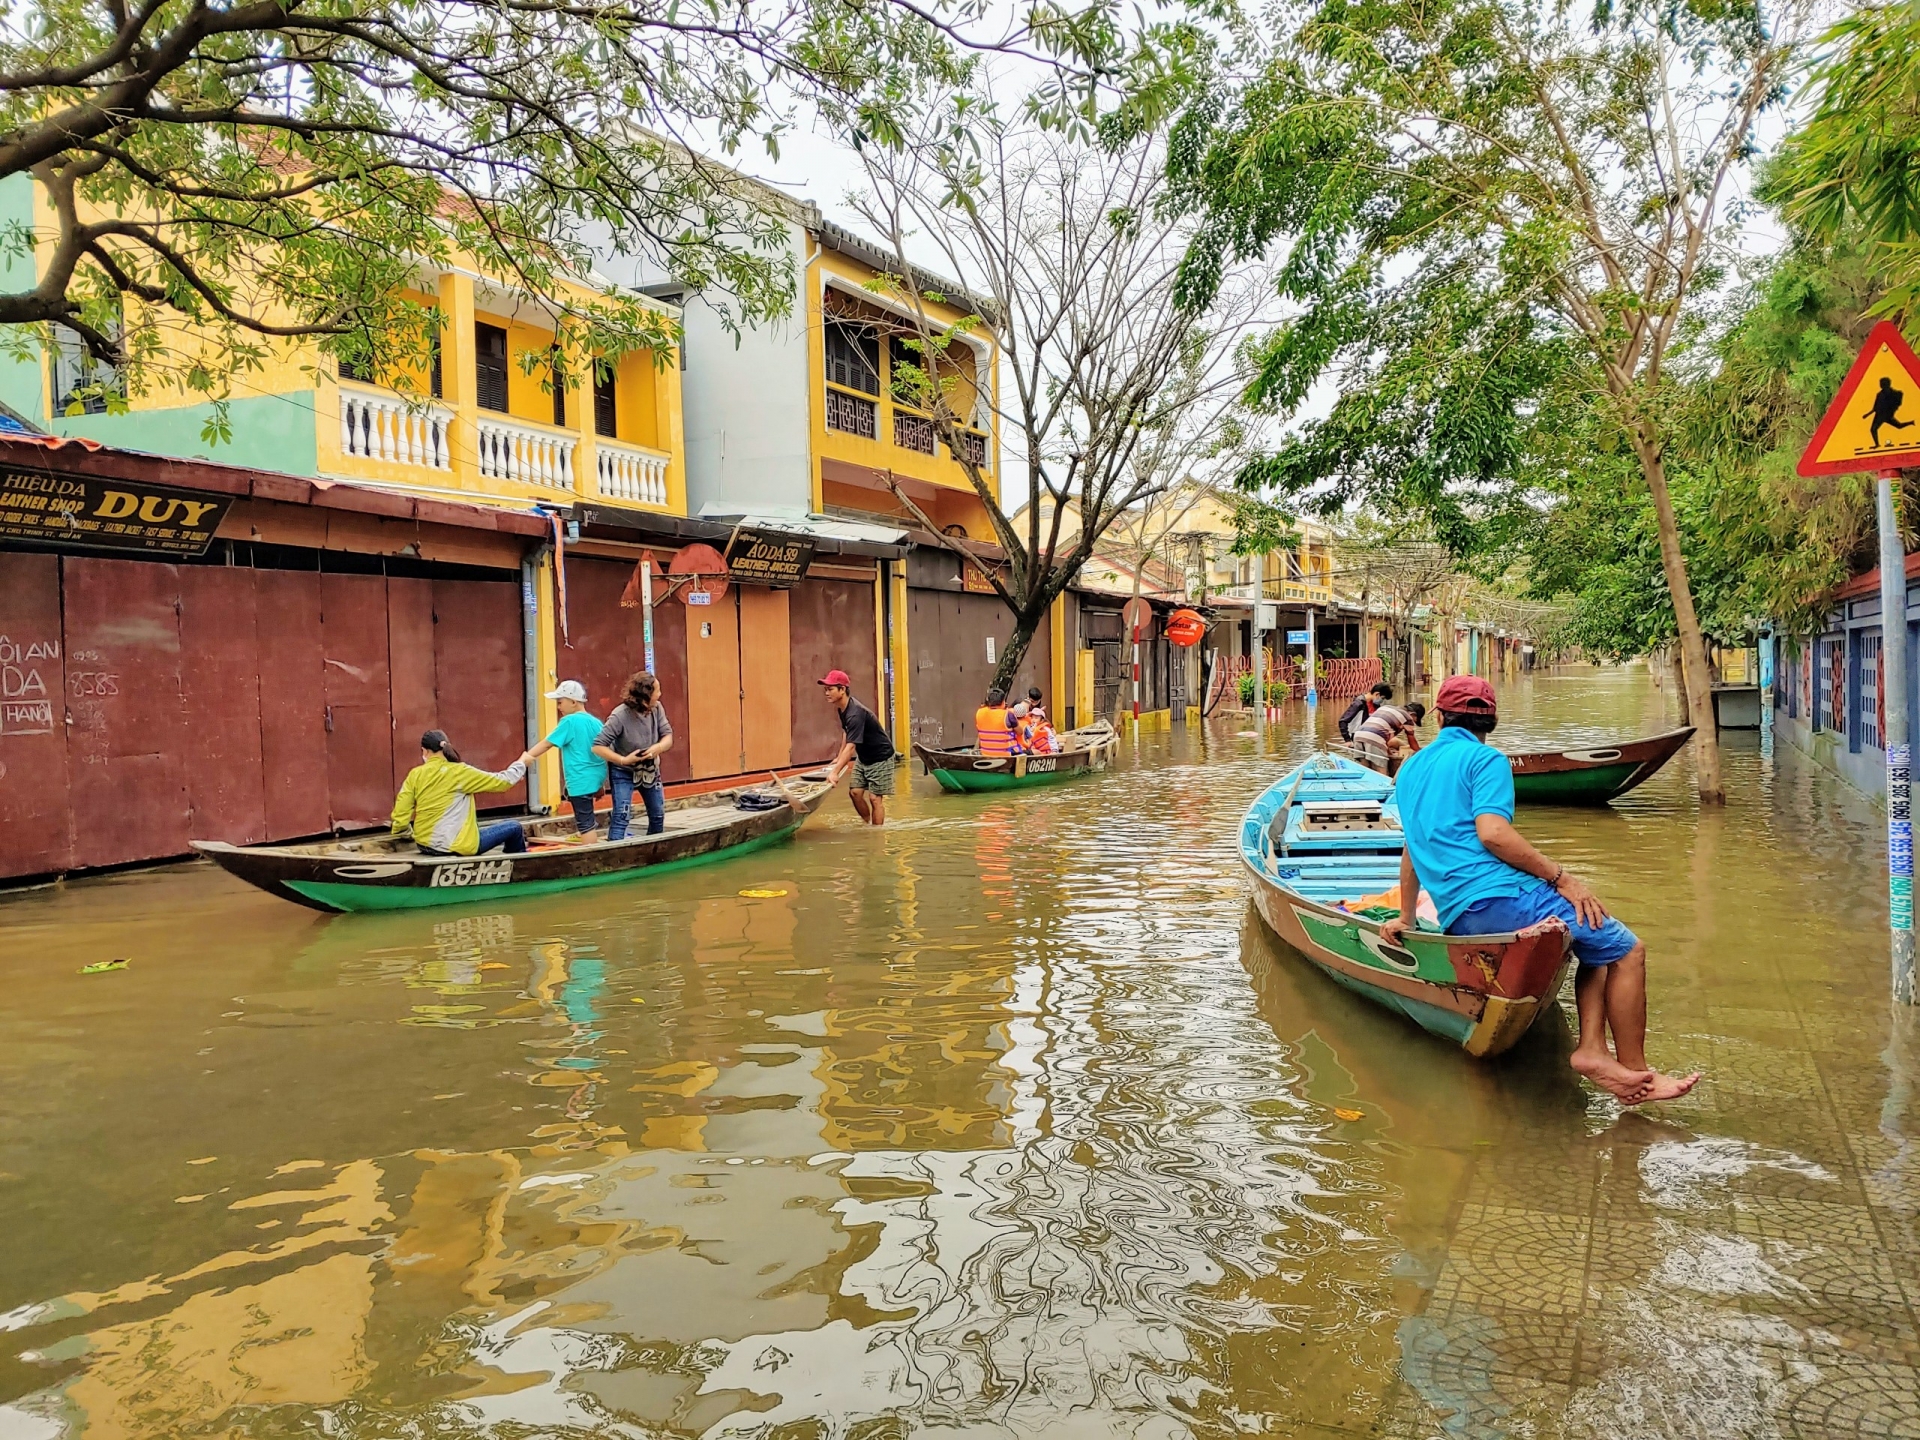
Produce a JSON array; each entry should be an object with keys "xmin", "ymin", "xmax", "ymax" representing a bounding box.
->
[{"xmin": 429, "ymin": 859, "xmax": 515, "ymax": 888}]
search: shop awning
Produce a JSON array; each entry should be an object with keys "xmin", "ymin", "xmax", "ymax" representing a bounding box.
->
[{"xmin": 575, "ymin": 504, "xmax": 911, "ymax": 560}]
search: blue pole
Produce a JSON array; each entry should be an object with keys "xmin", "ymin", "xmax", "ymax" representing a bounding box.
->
[{"xmin": 1877, "ymin": 471, "xmax": 1915, "ymax": 1004}]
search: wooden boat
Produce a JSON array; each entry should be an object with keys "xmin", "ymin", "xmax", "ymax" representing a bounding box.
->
[
  {"xmin": 1344, "ymin": 726, "xmax": 1694, "ymax": 804},
  {"xmin": 1507, "ymin": 726, "xmax": 1694, "ymax": 803},
  {"xmin": 1240, "ymin": 754, "xmax": 1573, "ymax": 1058},
  {"xmin": 913, "ymin": 719, "xmax": 1120, "ymax": 794},
  {"xmin": 194, "ymin": 778, "xmax": 832, "ymax": 913}
]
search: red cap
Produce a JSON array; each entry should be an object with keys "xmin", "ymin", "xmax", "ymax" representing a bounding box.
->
[
  {"xmin": 1435, "ymin": 675, "xmax": 1497, "ymax": 715},
  {"xmin": 816, "ymin": 669, "xmax": 853, "ymax": 687}
]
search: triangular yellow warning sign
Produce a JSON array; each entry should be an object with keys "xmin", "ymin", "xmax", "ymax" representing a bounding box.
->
[{"xmin": 1800, "ymin": 321, "xmax": 1920, "ymax": 476}]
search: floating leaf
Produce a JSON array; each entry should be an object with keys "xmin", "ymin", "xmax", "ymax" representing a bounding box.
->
[
  {"xmin": 738, "ymin": 888, "xmax": 789, "ymax": 898},
  {"xmin": 80, "ymin": 959, "xmax": 129, "ymax": 974},
  {"xmin": 1333, "ymin": 1108, "xmax": 1365, "ymax": 1122}
]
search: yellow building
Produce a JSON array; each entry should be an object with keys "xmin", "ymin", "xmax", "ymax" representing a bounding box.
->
[
  {"xmin": 588, "ymin": 200, "xmax": 1001, "ymax": 542},
  {"xmin": 1009, "ymin": 483, "xmax": 1338, "ymax": 609},
  {"xmin": 0, "ymin": 173, "xmax": 685, "ymax": 520}
]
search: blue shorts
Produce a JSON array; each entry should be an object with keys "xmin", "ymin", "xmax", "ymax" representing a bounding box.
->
[{"xmin": 1450, "ymin": 885, "xmax": 1640, "ymax": 967}]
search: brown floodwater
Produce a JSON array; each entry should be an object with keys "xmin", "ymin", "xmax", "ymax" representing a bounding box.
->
[{"xmin": 1, "ymin": 664, "xmax": 1916, "ymax": 1440}]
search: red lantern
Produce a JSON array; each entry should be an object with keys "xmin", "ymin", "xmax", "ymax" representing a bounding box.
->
[{"xmin": 1166, "ymin": 608, "xmax": 1207, "ymax": 647}]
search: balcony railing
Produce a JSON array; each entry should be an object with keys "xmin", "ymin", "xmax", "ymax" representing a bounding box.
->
[
  {"xmin": 893, "ymin": 409, "xmax": 936, "ymax": 455},
  {"xmin": 950, "ymin": 428, "xmax": 988, "ymax": 468},
  {"xmin": 340, "ymin": 383, "xmax": 452, "ymax": 471},
  {"xmin": 596, "ymin": 438, "xmax": 671, "ymax": 507},
  {"xmin": 825, "ymin": 385, "xmax": 877, "ymax": 439},
  {"xmin": 476, "ymin": 414, "xmax": 577, "ymax": 490}
]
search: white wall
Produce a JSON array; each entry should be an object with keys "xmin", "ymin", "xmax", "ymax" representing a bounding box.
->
[{"xmin": 586, "ymin": 220, "xmax": 814, "ymax": 517}]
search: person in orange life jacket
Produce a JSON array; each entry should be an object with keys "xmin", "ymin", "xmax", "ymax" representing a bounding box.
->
[
  {"xmin": 974, "ymin": 688, "xmax": 1021, "ymax": 757},
  {"xmin": 1018, "ymin": 686, "xmax": 1057, "ymax": 753},
  {"xmin": 1338, "ymin": 681, "xmax": 1394, "ymax": 742}
]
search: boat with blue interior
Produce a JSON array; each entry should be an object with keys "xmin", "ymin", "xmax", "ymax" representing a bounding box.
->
[{"xmin": 1239, "ymin": 753, "xmax": 1573, "ymax": 1058}]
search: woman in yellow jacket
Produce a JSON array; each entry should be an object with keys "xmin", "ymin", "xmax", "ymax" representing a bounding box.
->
[{"xmin": 391, "ymin": 730, "xmax": 534, "ymax": 855}]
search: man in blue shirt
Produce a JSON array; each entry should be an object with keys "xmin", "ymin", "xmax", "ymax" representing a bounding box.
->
[{"xmin": 1382, "ymin": 676, "xmax": 1699, "ymax": 1104}]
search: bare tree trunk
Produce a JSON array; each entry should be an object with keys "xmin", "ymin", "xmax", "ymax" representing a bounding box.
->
[
  {"xmin": 989, "ymin": 602, "xmax": 1050, "ymax": 697},
  {"xmin": 1632, "ymin": 434, "xmax": 1723, "ymax": 802},
  {"xmin": 1667, "ymin": 646, "xmax": 1689, "ymax": 725}
]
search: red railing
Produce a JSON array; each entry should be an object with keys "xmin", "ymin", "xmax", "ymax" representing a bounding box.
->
[{"xmin": 1219, "ymin": 653, "xmax": 1381, "ymax": 701}]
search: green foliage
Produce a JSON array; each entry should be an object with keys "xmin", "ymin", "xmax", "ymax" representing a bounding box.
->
[
  {"xmin": 1524, "ymin": 234, "xmax": 1889, "ymax": 653},
  {"xmin": 1227, "ymin": 494, "xmax": 1299, "ymax": 556},
  {"xmin": 1769, "ymin": 5, "xmax": 1920, "ymax": 318},
  {"xmin": 1166, "ymin": 0, "xmax": 1796, "ymax": 593},
  {"xmin": 0, "ymin": 0, "xmax": 1157, "ymax": 403}
]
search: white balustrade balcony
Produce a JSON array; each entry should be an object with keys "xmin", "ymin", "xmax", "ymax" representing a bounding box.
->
[
  {"xmin": 476, "ymin": 414, "xmax": 577, "ymax": 490},
  {"xmin": 595, "ymin": 438, "xmax": 671, "ymax": 507},
  {"xmin": 339, "ymin": 383, "xmax": 452, "ymax": 470}
]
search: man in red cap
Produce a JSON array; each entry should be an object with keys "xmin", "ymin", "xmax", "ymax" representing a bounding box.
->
[
  {"xmin": 819, "ymin": 669, "xmax": 895, "ymax": 825},
  {"xmin": 1382, "ymin": 675, "xmax": 1698, "ymax": 1103}
]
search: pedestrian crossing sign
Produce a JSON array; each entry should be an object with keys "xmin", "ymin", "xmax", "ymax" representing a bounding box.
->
[{"xmin": 1799, "ymin": 321, "xmax": 1920, "ymax": 476}]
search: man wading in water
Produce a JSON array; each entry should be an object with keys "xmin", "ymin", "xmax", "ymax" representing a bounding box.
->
[
  {"xmin": 1381, "ymin": 676, "xmax": 1700, "ymax": 1103},
  {"xmin": 820, "ymin": 669, "xmax": 895, "ymax": 826}
]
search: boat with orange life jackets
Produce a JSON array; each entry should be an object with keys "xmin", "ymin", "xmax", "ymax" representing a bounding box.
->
[{"xmin": 913, "ymin": 718, "xmax": 1120, "ymax": 793}]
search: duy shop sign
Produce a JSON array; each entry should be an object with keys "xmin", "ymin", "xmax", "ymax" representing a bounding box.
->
[{"xmin": 0, "ymin": 468, "xmax": 231, "ymax": 556}]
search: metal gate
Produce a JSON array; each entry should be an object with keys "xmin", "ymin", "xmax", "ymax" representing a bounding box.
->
[
  {"xmin": 1093, "ymin": 641, "xmax": 1125, "ymax": 721},
  {"xmin": 0, "ymin": 552, "xmax": 528, "ymax": 880}
]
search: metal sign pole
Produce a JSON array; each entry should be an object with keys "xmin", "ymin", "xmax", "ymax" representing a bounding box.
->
[
  {"xmin": 1131, "ymin": 622, "xmax": 1141, "ymax": 722},
  {"xmin": 1879, "ymin": 470, "xmax": 1916, "ymax": 1004},
  {"xmin": 1252, "ymin": 599, "xmax": 1265, "ymax": 743},
  {"xmin": 1305, "ymin": 606, "xmax": 1318, "ymax": 708},
  {"xmin": 641, "ymin": 556, "xmax": 656, "ymax": 676}
]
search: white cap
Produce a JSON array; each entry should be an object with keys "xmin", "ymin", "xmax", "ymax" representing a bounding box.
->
[{"xmin": 545, "ymin": 680, "xmax": 588, "ymax": 702}]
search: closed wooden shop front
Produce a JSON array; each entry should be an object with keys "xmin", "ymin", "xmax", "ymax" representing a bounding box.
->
[
  {"xmin": 906, "ymin": 548, "xmax": 1050, "ymax": 750},
  {"xmin": 0, "ymin": 550, "xmax": 529, "ymax": 882},
  {"xmin": 560, "ymin": 553, "xmax": 876, "ymax": 786}
]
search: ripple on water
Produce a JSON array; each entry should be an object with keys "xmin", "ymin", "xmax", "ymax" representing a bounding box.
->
[{"xmin": 0, "ymin": 665, "xmax": 1912, "ymax": 1439}]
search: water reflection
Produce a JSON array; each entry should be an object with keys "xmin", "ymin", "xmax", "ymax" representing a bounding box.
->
[{"xmin": 0, "ymin": 664, "xmax": 1915, "ymax": 1437}]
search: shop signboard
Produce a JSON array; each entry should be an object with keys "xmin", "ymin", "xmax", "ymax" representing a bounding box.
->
[
  {"xmin": 0, "ymin": 468, "xmax": 230, "ymax": 556},
  {"xmin": 962, "ymin": 560, "xmax": 1002, "ymax": 595},
  {"xmin": 725, "ymin": 527, "xmax": 815, "ymax": 588}
]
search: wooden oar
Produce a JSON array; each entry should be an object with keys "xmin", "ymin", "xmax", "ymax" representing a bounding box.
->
[{"xmin": 766, "ymin": 769, "xmax": 801, "ymax": 809}]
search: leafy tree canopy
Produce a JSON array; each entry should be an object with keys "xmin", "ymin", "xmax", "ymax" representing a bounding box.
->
[
  {"xmin": 1768, "ymin": 3, "xmax": 1920, "ymax": 318},
  {"xmin": 0, "ymin": 0, "xmax": 1169, "ymax": 407}
]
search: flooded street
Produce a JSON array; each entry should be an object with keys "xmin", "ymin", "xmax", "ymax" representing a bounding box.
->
[{"xmin": 1, "ymin": 665, "xmax": 1916, "ymax": 1439}]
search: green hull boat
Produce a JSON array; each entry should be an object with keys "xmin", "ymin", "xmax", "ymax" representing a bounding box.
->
[
  {"xmin": 1507, "ymin": 727, "xmax": 1695, "ymax": 804},
  {"xmin": 193, "ymin": 780, "xmax": 830, "ymax": 913},
  {"xmin": 914, "ymin": 721, "xmax": 1119, "ymax": 794},
  {"xmin": 1350, "ymin": 726, "xmax": 1695, "ymax": 805}
]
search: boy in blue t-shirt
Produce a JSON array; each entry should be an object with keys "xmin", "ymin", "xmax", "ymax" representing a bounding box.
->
[{"xmin": 525, "ymin": 681, "xmax": 609, "ymax": 834}]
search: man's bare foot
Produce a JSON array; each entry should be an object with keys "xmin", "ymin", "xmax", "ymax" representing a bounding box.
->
[
  {"xmin": 1621, "ymin": 1071, "xmax": 1701, "ymax": 1106},
  {"xmin": 1571, "ymin": 1046, "xmax": 1655, "ymax": 1101}
]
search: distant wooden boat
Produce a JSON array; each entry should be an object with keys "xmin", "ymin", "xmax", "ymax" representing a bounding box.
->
[
  {"xmin": 1241, "ymin": 754, "xmax": 1572, "ymax": 1058},
  {"xmin": 1507, "ymin": 726, "xmax": 1694, "ymax": 803},
  {"xmin": 913, "ymin": 720, "xmax": 1120, "ymax": 794},
  {"xmin": 1344, "ymin": 726, "xmax": 1695, "ymax": 804},
  {"xmin": 194, "ymin": 779, "xmax": 831, "ymax": 913}
]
